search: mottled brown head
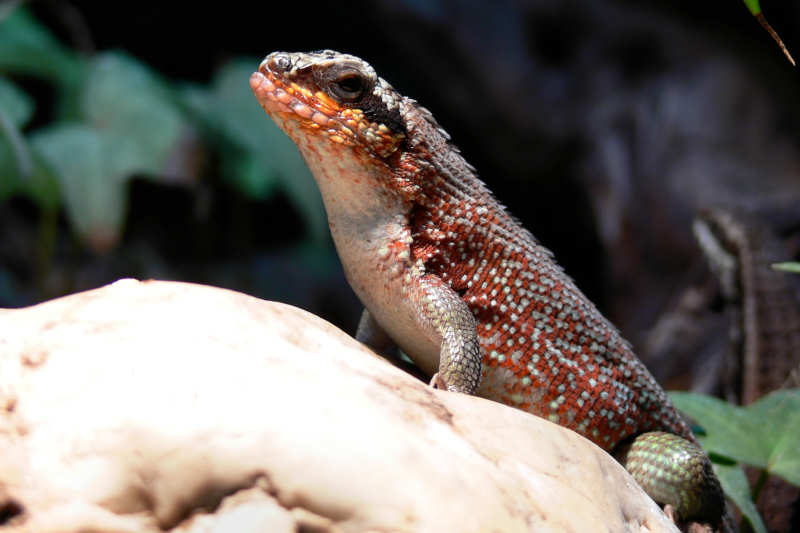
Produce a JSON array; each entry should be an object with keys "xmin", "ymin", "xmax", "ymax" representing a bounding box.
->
[{"xmin": 250, "ymin": 50, "xmax": 407, "ymax": 159}]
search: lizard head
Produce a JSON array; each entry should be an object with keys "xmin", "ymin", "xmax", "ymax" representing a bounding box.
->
[
  {"xmin": 250, "ymin": 50, "xmax": 408, "ymax": 160},
  {"xmin": 250, "ymin": 50, "xmax": 478, "ymax": 223}
]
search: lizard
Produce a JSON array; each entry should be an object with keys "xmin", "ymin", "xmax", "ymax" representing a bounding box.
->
[
  {"xmin": 693, "ymin": 207, "xmax": 800, "ymax": 405},
  {"xmin": 250, "ymin": 50, "xmax": 728, "ymax": 530},
  {"xmin": 694, "ymin": 207, "xmax": 800, "ymax": 532}
]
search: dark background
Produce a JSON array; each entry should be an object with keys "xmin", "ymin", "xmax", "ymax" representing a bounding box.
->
[{"xmin": 3, "ymin": 0, "xmax": 800, "ymax": 382}]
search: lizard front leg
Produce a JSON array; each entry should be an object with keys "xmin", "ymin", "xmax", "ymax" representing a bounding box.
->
[
  {"xmin": 413, "ymin": 274, "xmax": 483, "ymax": 394},
  {"xmin": 359, "ymin": 272, "xmax": 483, "ymax": 395},
  {"xmin": 616, "ymin": 431, "xmax": 727, "ymax": 526}
]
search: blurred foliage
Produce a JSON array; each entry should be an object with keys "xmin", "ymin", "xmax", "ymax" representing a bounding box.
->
[
  {"xmin": 670, "ymin": 389, "xmax": 800, "ymax": 533},
  {"xmin": 0, "ymin": 4, "xmax": 324, "ymax": 253},
  {"xmin": 181, "ymin": 61, "xmax": 326, "ymax": 242},
  {"xmin": 0, "ymin": 3, "xmax": 83, "ymax": 84},
  {"xmin": 772, "ymin": 261, "xmax": 800, "ymax": 273}
]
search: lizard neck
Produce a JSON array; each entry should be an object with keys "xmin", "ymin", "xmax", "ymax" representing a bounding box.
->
[
  {"xmin": 277, "ymin": 114, "xmax": 416, "ymax": 301},
  {"xmin": 282, "ymin": 120, "xmax": 410, "ymax": 224}
]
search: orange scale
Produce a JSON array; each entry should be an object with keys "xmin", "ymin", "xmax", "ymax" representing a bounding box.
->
[{"xmin": 313, "ymin": 91, "xmax": 338, "ymax": 108}]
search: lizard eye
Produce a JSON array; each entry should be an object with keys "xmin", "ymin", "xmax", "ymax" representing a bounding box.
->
[
  {"xmin": 328, "ymin": 73, "xmax": 368, "ymax": 103},
  {"xmin": 312, "ymin": 61, "xmax": 375, "ymax": 105}
]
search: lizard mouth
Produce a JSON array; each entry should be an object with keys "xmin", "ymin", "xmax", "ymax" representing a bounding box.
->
[{"xmin": 249, "ymin": 67, "xmax": 336, "ymax": 130}]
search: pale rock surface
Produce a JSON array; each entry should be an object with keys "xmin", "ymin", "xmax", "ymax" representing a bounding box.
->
[{"xmin": 0, "ymin": 279, "xmax": 679, "ymax": 533}]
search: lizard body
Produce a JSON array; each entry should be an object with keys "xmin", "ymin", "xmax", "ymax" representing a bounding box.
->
[{"xmin": 251, "ymin": 50, "xmax": 726, "ymax": 528}]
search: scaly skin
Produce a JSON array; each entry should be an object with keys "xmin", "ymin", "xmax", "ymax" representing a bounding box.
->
[{"xmin": 250, "ymin": 50, "xmax": 727, "ymax": 528}]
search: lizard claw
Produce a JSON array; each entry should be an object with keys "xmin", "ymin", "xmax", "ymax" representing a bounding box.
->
[
  {"xmin": 429, "ymin": 372, "xmax": 447, "ymax": 390},
  {"xmin": 663, "ymin": 504, "xmax": 677, "ymax": 523}
]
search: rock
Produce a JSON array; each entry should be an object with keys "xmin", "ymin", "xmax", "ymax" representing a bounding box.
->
[{"xmin": 0, "ymin": 279, "xmax": 678, "ymax": 532}]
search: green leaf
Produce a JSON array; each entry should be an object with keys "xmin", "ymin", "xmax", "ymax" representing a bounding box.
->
[
  {"xmin": 742, "ymin": 0, "xmax": 761, "ymax": 16},
  {"xmin": 0, "ymin": 77, "xmax": 35, "ymax": 199},
  {"xmin": 0, "ymin": 76, "xmax": 33, "ymax": 127},
  {"xmin": 772, "ymin": 262, "xmax": 800, "ymax": 274},
  {"xmin": 713, "ymin": 462, "xmax": 766, "ymax": 533},
  {"xmin": 0, "ymin": 106, "xmax": 29, "ymax": 194},
  {"xmin": 670, "ymin": 391, "xmax": 800, "ymax": 531},
  {"xmin": 30, "ymin": 124, "xmax": 141, "ymax": 251},
  {"xmin": 670, "ymin": 390, "xmax": 800, "ymax": 483},
  {"xmin": 0, "ymin": 127, "xmax": 19, "ymax": 199},
  {"xmin": 0, "ymin": 79, "xmax": 63, "ymax": 208},
  {"xmin": 181, "ymin": 59, "xmax": 327, "ymax": 242},
  {"xmin": 81, "ymin": 51, "xmax": 194, "ymax": 179},
  {"xmin": 670, "ymin": 393, "xmax": 762, "ymax": 464},
  {"xmin": 745, "ymin": 390, "xmax": 800, "ymax": 484},
  {"xmin": 22, "ymin": 149, "xmax": 61, "ymax": 210},
  {"xmin": 0, "ymin": 6, "xmax": 85, "ymax": 85}
]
